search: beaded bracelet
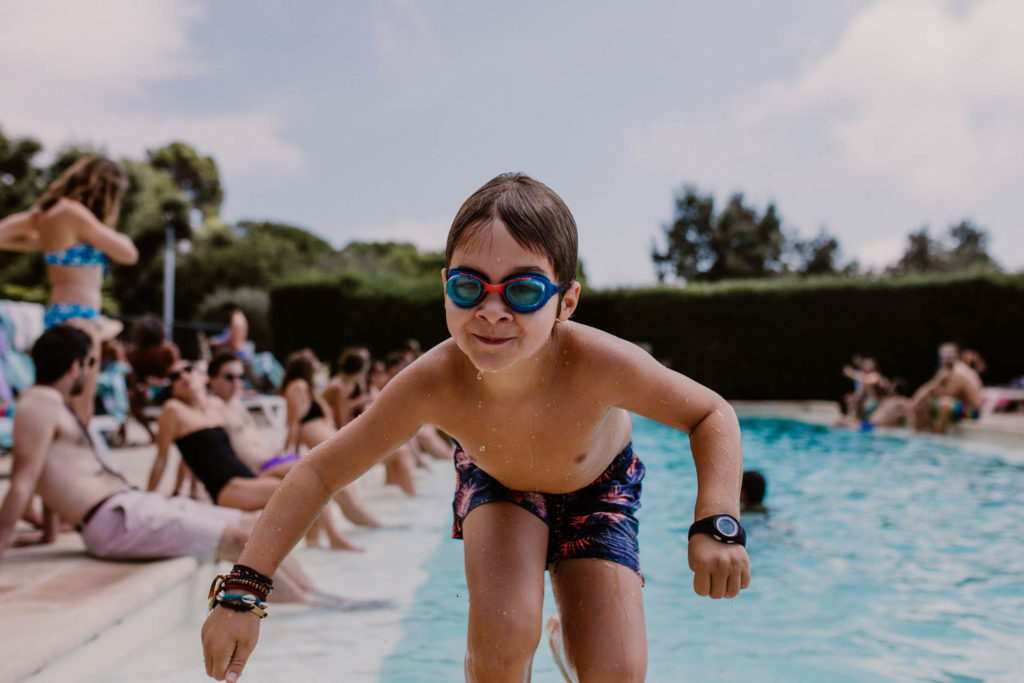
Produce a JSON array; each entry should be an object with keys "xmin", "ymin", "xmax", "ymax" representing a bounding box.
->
[
  {"xmin": 208, "ymin": 570, "xmax": 273, "ymax": 617},
  {"xmin": 214, "ymin": 591, "xmax": 269, "ymax": 619}
]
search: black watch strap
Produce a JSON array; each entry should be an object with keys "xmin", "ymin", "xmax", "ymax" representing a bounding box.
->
[{"xmin": 688, "ymin": 514, "xmax": 746, "ymax": 547}]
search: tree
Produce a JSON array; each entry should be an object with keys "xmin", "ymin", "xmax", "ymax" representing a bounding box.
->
[
  {"xmin": 886, "ymin": 221, "xmax": 1000, "ymax": 276},
  {"xmin": 0, "ymin": 127, "xmax": 44, "ymax": 216},
  {"xmin": 653, "ymin": 187, "xmax": 785, "ymax": 282},
  {"xmin": 146, "ymin": 141, "xmax": 224, "ymax": 222},
  {"xmin": 174, "ymin": 220, "xmax": 338, "ymax": 321},
  {"xmin": 0, "ymin": 128, "xmax": 45, "ymax": 292},
  {"xmin": 791, "ymin": 229, "xmax": 845, "ymax": 277},
  {"xmin": 111, "ymin": 160, "xmax": 193, "ymax": 315},
  {"xmin": 947, "ymin": 220, "xmax": 998, "ymax": 271}
]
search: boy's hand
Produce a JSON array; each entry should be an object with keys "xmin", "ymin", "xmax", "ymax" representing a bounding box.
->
[
  {"xmin": 202, "ymin": 607, "xmax": 261, "ymax": 681},
  {"xmin": 688, "ymin": 534, "xmax": 750, "ymax": 599}
]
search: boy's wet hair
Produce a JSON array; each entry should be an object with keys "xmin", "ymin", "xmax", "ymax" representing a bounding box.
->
[
  {"xmin": 37, "ymin": 154, "xmax": 128, "ymax": 226},
  {"xmin": 446, "ymin": 173, "xmax": 578, "ymax": 290},
  {"xmin": 31, "ymin": 325, "xmax": 93, "ymax": 385}
]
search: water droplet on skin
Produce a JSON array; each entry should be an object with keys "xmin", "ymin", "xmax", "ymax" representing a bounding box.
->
[
  {"xmin": 477, "ymin": 371, "xmax": 483, "ymax": 380},
  {"xmin": 477, "ymin": 401, "xmax": 483, "ymax": 408},
  {"xmin": 479, "ymin": 445, "xmax": 486, "ymax": 451}
]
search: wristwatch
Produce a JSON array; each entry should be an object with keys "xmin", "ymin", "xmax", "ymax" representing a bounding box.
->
[{"xmin": 688, "ymin": 514, "xmax": 746, "ymax": 546}]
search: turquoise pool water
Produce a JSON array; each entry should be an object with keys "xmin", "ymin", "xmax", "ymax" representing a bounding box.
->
[{"xmin": 381, "ymin": 417, "xmax": 1024, "ymax": 682}]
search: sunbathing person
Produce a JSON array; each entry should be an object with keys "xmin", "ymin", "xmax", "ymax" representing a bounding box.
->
[
  {"xmin": 206, "ymin": 352, "xmax": 294, "ymax": 476},
  {"xmin": 0, "ymin": 325, "xmax": 342, "ymax": 604},
  {"xmin": 280, "ymin": 350, "xmax": 381, "ymax": 533},
  {"xmin": 909, "ymin": 342, "xmax": 983, "ymax": 433},
  {"xmin": 125, "ymin": 314, "xmax": 180, "ymax": 443},
  {"xmin": 366, "ymin": 355, "xmax": 419, "ymax": 494},
  {"xmin": 837, "ymin": 356, "xmax": 896, "ymax": 429},
  {"xmin": 321, "ymin": 347, "xmax": 373, "ymax": 428}
]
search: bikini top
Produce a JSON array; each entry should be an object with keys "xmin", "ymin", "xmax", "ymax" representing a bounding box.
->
[
  {"xmin": 44, "ymin": 243, "xmax": 109, "ymax": 273},
  {"xmin": 301, "ymin": 399, "xmax": 326, "ymax": 424}
]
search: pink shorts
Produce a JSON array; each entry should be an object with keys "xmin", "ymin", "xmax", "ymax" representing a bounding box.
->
[{"xmin": 79, "ymin": 489, "xmax": 244, "ymax": 562}]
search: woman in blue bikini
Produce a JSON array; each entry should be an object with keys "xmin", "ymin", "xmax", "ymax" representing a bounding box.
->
[{"xmin": 0, "ymin": 154, "xmax": 138, "ymax": 423}]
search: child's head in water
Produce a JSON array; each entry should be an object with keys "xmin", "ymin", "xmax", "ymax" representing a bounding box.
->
[{"xmin": 741, "ymin": 470, "xmax": 767, "ymax": 513}]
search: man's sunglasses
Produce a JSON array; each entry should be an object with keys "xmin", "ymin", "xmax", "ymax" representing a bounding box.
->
[
  {"xmin": 168, "ymin": 365, "xmax": 194, "ymax": 382},
  {"xmin": 445, "ymin": 269, "xmax": 563, "ymax": 313}
]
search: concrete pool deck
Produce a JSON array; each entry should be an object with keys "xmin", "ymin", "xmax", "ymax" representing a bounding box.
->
[{"xmin": 2, "ymin": 401, "xmax": 1023, "ymax": 682}]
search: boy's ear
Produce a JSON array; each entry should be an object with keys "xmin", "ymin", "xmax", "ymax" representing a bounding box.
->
[
  {"xmin": 557, "ymin": 281, "xmax": 582, "ymax": 321},
  {"xmin": 441, "ymin": 268, "xmax": 448, "ymax": 288}
]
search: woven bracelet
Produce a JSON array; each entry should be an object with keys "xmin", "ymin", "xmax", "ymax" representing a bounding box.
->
[{"xmin": 231, "ymin": 564, "xmax": 274, "ymax": 589}]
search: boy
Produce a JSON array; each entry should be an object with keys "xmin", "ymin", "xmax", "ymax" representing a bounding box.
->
[{"xmin": 202, "ymin": 173, "xmax": 750, "ymax": 682}]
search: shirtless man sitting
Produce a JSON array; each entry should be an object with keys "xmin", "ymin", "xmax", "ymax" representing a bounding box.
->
[
  {"xmin": 910, "ymin": 341, "xmax": 983, "ymax": 433},
  {"xmin": 206, "ymin": 352, "xmax": 293, "ymax": 476},
  {"xmin": 0, "ymin": 325, "xmax": 338, "ymax": 604}
]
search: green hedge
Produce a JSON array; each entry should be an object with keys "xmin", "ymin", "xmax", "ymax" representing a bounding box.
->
[{"xmin": 270, "ymin": 272, "xmax": 1024, "ymax": 399}]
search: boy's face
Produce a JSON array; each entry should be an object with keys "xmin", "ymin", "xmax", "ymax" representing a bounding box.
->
[{"xmin": 444, "ymin": 219, "xmax": 579, "ymax": 374}]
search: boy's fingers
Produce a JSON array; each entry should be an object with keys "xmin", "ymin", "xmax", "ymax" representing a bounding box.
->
[
  {"xmin": 693, "ymin": 571, "xmax": 711, "ymax": 597},
  {"xmin": 710, "ymin": 571, "xmax": 727, "ymax": 599}
]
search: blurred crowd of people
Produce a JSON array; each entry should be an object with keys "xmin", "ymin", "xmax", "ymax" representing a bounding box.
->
[{"xmin": 836, "ymin": 342, "xmax": 991, "ymax": 433}]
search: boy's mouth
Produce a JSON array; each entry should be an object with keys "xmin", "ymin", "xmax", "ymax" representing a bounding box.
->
[{"xmin": 473, "ymin": 334, "xmax": 512, "ymax": 345}]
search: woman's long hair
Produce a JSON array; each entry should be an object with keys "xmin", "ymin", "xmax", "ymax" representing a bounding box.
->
[
  {"xmin": 37, "ymin": 154, "xmax": 128, "ymax": 226},
  {"xmin": 280, "ymin": 349, "xmax": 316, "ymax": 395}
]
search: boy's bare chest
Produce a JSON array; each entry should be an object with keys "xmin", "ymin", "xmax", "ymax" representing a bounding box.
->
[{"xmin": 441, "ymin": 390, "xmax": 629, "ymax": 492}]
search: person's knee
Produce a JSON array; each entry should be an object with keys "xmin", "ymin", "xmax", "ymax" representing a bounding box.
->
[
  {"xmin": 466, "ymin": 607, "xmax": 543, "ymax": 676},
  {"xmin": 215, "ymin": 525, "xmax": 249, "ymax": 561}
]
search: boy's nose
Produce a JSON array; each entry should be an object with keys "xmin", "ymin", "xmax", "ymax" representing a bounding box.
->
[{"xmin": 475, "ymin": 292, "xmax": 513, "ymax": 322}]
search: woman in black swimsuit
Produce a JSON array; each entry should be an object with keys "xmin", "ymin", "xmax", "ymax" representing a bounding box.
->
[{"xmin": 146, "ymin": 360, "xmax": 285, "ymax": 511}]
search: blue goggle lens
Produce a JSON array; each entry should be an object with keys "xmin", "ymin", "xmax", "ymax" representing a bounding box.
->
[{"xmin": 445, "ymin": 270, "xmax": 560, "ymax": 313}]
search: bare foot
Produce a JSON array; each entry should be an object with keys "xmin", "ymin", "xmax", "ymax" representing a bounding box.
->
[
  {"xmin": 546, "ymin": 614, "xmax": 574, "ymax": 682},
  {"xmin": 328, "ymin": 535, "xmax": 364, "ymax": 552}
]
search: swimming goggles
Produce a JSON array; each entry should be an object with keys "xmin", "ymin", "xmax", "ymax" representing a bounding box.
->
[{"xmin": 445, "ymin": 268, "xmax": 563, "ymax": 313}]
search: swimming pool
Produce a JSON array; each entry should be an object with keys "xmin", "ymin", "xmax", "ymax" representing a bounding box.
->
[
  {"xmin": 381, "ymin": 417, "xmax": 1024, "ymax": 682},
  {"xmin": 84, "ymin": 416, "xmax": 1024, "ymax": 682}
]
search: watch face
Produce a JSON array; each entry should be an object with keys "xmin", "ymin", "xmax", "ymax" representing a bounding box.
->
[{"xmin": 714, "ymin": 516, "xmax": 739, "ymax": 537}]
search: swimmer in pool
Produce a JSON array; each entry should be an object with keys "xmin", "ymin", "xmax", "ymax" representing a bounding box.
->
[{"xmin": 201, "ymin": 173, "xmax": 750, "ymax": 683}]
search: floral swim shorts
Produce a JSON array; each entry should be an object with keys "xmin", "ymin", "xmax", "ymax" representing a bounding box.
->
[{"xmin": 452, "ymin": 442, "xmax": 645, "ymax": 580}]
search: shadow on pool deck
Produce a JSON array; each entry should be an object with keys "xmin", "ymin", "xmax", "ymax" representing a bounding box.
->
[{"xmin": 2, "ymin": 402, "xmax": 1023, "ymax": 682}]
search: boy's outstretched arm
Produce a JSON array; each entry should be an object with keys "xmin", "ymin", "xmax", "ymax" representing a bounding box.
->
[
  {"xmin": 201, "ymin": 367, "xmax": 429, "ymax": 681},
  {"xmin": 610, "ymin": 339, "xmax": 750, "ymax": 599}
]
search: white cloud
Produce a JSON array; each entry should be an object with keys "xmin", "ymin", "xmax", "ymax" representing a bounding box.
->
[
  {"xmin": 0, "ymin": 0, "xmax": 302, "ymax": 176},
  {"xmin": 627, "ymin": 0, "xmax": 1024, "ymax": 267}
]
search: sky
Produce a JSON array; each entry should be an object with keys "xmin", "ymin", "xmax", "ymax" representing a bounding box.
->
[{"xmin": 1, "ymin": 0, "xmax": 1021, "ymax": 287}]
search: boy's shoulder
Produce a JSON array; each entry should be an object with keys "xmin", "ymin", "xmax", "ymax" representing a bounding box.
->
[{"xmin": 561, "ymin": 321, "xmax": 652, "ymax": 366}]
